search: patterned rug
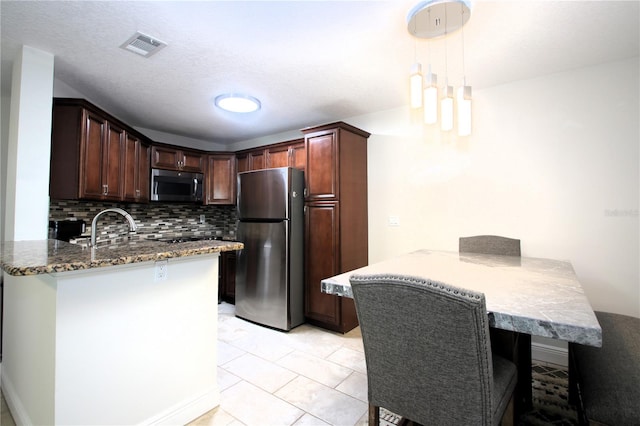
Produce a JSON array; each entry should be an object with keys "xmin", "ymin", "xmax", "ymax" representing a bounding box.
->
[
  {"xmin": 519, "ymin": 363, "xmax": 577, "ymax": 425},
  {"xmin": 380, "ymin": 363, "xmax": 577, "ymax": 426}
]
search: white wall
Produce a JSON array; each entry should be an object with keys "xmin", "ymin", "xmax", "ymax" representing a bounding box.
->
[
  {"xmin": 4, "ymin": 46, "xmax": 54, "ymax": 241},
  {"xmin": 343, "ymin": 57, "xmax": 639, "ymax": 318},
  {"xmin": 1, "ymin": 95, "xmax": 11, "ymax": 244}
]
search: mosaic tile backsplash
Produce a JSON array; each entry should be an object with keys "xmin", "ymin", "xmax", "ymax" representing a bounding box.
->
[{"xmin": 49, "ymin": 200, "xmax": 237, "ymax": 244}]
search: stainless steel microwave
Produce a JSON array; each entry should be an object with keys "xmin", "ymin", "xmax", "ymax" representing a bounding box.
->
[{"xmin": 151, "ymin": 169, "xmax": 203, "ymax": 202}]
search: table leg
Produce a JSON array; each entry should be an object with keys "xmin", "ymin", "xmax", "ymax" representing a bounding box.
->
[{"xmin": 515, "ymin": 333, "xmax": 533, "ymax": 413}]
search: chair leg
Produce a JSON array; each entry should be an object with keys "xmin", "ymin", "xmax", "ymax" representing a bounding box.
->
[
  {"xmin": 369, "ymin": 404, "xmax": 380, "ymax": 426},
  {"xmin": 500, "ymin": 394, "xmax": 515, "ymax": 426}
]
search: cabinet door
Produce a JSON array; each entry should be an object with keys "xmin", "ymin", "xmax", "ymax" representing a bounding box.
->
[
  {"xmin": 79, "ymin": 110, "xmax": 106, "ymax": 199},
  {"xmin": 123, "ymin": 135, "xmax": 150, "ymax": 202},
  {"xmin": 137, "ymin": 143, "xmax": 151, "ymax": 201},
  {"xmin": 249, "ymin": 150, "xmax": 266, "ymax": 171},
  {"xmin": 304, "ymin": 202, "xmax": 341, "ymax": 326},
  {"xmin": 305, "ymin": 130, "xmax": 338, "ymax": 200},
  {"xmin": 151, "ymin": 146, "xmax": 181, "ymax": 170},
  {"xmin": 290, "ymin": 141, "xmax": 306, "ymax": 173},
  {"xmin": 221, "ymin": 251, "xmax": 237, "ymax": 303},
  {"xmin": 123, "ymin": 134, "xmax": 138, "ymax": 201},
  {"xmin": 102, "ymin": 122, "xmax": 125, "ymax": 200},
  {"xmin": 267, "ymin": 145, "xmax": 290, "ymax": 168},
  {"xmin": 236, "ymin": 154, "xmax": 250, "ymax": 174},
  {"xmin": 181, "ymin": 150, "xmax": 205, "ymax": 173},
  {"xmin": 206, "ymin": 154, "xmax": 236, "ymax": 205}
]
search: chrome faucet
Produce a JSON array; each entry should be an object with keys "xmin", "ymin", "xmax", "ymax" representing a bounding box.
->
[{"xmin": 90, "ymin": 208, "xmax": 137, "ymax": 246}]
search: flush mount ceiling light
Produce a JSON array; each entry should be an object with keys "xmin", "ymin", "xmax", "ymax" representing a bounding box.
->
[
  {"xmin": 120, "ymin": 31, "xmax": 167, "ymax": 57},
  {"xmin": 214, "ymin": 94, "xmax": 261, "ymax": 113},
  {"xmin": 407, "ymin": 0, "xmax": 473, "ymax": 136}
]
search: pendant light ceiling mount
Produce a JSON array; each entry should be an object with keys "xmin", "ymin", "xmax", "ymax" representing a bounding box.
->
[{"xmin": 407, "ymin": 0, "xmax": 471, "ymax": 40}]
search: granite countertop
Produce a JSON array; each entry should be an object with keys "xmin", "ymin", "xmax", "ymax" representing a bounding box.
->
[
  {"xmin": 0, "ymin": 238, "xmax": 243, "ymax": 276},
  {"xmin": 321, "ymin": 249, "xmax": 602, "ymax": 347}
]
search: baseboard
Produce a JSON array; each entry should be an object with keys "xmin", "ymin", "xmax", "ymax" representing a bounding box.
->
[
  {"xmin": 1, "ymin": 371, "xmax": 34, "ymax": 426},
  {"xmin": 144, "ymin": 385, "xmax": 220, "ymax": 425},
  {"xmin": 532, "ymin": 341, "xmax": 568, "ymax": 367}
]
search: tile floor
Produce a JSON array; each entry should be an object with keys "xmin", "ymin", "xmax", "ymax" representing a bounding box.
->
[
  {"xmin": 190, "ymin": 302, "xmax": 372, "ymax": 425},
  {"xmin": 1, "ymin": 302, "xmax": 379, "ymax": 426}
]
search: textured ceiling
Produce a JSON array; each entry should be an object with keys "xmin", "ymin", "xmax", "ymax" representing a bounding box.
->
[{"xmin": 1, "ymin": 1, "xmax": 638, "ymax": 146}]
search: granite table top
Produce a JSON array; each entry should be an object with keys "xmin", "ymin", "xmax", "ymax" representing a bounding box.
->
[
  {"xmin": 1, "ymin": 238, "xmax": 243, "ymax": 276},
  {"xmin": 321, "ymin": 249, "xmax": 602, "ymax": 347}
]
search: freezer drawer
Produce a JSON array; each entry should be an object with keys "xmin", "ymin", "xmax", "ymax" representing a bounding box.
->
[{"xmin": 237, "ymin": 168, "xmax": 302, "ymax": 220}]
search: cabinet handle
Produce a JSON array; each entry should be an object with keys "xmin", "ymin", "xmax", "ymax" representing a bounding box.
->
[{"xmin": 103, "ymin": 184, "xmax": 108, "ymax": 195}]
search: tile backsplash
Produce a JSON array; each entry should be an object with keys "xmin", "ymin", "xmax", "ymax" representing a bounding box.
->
[{"xmin": 49, "ymin": 200, "xmax": 237, "ymax": 244}]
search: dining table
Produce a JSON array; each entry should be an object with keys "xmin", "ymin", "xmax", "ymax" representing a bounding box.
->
[{"xmin": 320, "ymin": 249, "xmax": 602, "ymax": 417}]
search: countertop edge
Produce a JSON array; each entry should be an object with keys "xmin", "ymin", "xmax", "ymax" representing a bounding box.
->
[{"xmin": 1, "ymin": 240, "xmax": 243, "ymax": 277}]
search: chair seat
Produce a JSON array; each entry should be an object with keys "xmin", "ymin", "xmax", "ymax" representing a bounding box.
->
[{"xmin": 570, "ymin": 311, "xmax": 640, "ymax": 425}]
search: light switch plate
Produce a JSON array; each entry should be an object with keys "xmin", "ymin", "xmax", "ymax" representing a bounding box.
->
[{"xmin": 388, "ymin": 216, "xmax": 400, "ymax": 226}]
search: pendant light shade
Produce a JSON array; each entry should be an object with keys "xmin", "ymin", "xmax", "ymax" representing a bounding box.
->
[
  {"xmin": 424, "ymin": 68, "xmax": 438, "ymax": 124},
  {"xmin": 441, "ymin": 84, "xmax": 454, "ymax": 131},
  {"xmin": 410, "ymin": 63, "xmax": 423, "ymax": 109},
  {"xmin": 457, "ymin": 83, "xmax": 472, "ymax": 136}
]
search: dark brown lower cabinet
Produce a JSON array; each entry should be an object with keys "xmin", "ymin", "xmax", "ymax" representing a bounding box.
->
[
  {"xmin": 304, "ymin": 202, "xmax": 359, "ymax": 333},
  {"xmin": 219, "ymin": 251, "xmax": 237, "ymax": 304}
]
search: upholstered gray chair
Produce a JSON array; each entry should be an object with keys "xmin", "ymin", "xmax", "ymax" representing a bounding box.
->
[
  {"xmin": 350, "ymin": 274, "xmax": 517, "ymax": 426},
  {"xmin": 459, "ymin": 235, "xmax": 521, "ymax": 257},
  {"xmin": 459, "ymin": 234, "xmax": 528, "ymax": 414}
]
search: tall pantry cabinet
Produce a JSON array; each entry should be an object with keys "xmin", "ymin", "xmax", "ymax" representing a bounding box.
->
[{"xmin": 302, "ymin": 122, "xmax": 370, "ymax": 333}]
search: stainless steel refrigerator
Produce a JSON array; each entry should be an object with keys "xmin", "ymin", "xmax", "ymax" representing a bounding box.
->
[{"xmin": 235, "ymin": 167, "xmax": 305, "ymax": 331}]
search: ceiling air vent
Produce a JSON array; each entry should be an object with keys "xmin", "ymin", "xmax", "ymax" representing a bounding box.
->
[{"xmin": 120, "ymin": 32, "xmax": 167, "ymax": 57}]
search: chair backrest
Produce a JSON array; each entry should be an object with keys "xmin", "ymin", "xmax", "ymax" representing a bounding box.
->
[
  {"xmin": 350, "ymin": 274, "xmax": 495, "ymax": 426},
  {"xmin": 459, "ymin": 235, "xmax": 521, "ymax": 256}
]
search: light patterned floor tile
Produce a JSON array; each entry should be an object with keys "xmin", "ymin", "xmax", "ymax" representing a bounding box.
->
[
  {"xmin": 292, "ymin": 413, "xmax": 331, "ymax": 426},
  {"xmin": 222, "ymin": 353, "xmax": 298, "ymax": 393},
  {"xmin": 281, "ymin": 325, "xmax": 347, "ymax": 358},
  {"xmin": 335, "ymin": 371, "xmax": 368, "ymax": 402},
  {"xmin": 217, "ymin": 340, "xmax": 246, "ymax": 365},
  {"xmin": 228, "ymin": 331, "xmax": 296, "ymax": 362},
  {"xmin": 221, "ymin": 380, "xmax": 304, "ymax": 426},
  {"xmin": 276, "ymin": 350, "xmax": 354, "ymax": 388},
  {"xmin": 188, "ymin": 406, "xmax": 245, "ymax": 426},
  {"xmin": 275, "ymin": 376, "xmax": 368, "ymax": 426},
  {"xmin": 326, "ymin": 347, "xmax": 367, "ymax": 373},
  {"xmin": 217, "ymin": 367, "xmax": 242, "ymax": 392}
]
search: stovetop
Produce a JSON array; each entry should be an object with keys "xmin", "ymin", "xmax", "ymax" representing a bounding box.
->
[{"xmin": 159, "ymin": 236, "xmax": 225, "ymax": 244}]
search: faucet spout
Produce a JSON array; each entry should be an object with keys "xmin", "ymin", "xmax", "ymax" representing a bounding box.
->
[{"xmin": 90, "ymin": 208, "xmax": 137, "ymax": 246}]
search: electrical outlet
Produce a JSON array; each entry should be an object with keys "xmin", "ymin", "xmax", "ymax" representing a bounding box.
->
[
  {"xmin": 388, "ymin": 216, "xmax": 400, "ymax": 226},
  {"xmin": 199, "ymin": 214, "xmax": 205, "ymax": 224},
  {"xmin": 155, "ymin": 260, "xmax": 168, "ymax": 282}
]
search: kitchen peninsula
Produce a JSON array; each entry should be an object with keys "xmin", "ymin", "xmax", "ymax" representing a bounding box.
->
[{"xmin": 1, "ymin": 238, "xmax": 242, "ymax": 425}]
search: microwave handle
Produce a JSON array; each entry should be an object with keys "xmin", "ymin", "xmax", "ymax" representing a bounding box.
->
[
  {"xmin": 193, "ymin": 178, "xmax": 198, "ymax": 198},
  {"xmin": 153, "ymin": 181, "xmax": 159, "ymax": 196}
]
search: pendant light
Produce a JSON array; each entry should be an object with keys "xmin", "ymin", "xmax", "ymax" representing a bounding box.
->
[
  {"xmin": 441, "ymin": 18, "xmax": 453, "ymax": 132},
  {"xmin": 410, "ymin": 63, "xmax": 423, "ymax": 109},
  {"xmin": 457, "ymin": 79, "xmax": 472, "ymax": 136},
  {"xmin": 457, "ymin": 4, "xmax": 472, "ymax": 136},
  {"xmin": 424, "ymin": 64, "xmax": 438, "ymax": 124},
  {"xmin": 406, "ymin": 0, "xmax": 472, "ymax": 134},
  {"xmin": 409, "ymin": 16, "xmax": 423, "ymax": 109},
  {"xmin": 441, "ymin": 81, "xmax": 454, "ymax": 131}
]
